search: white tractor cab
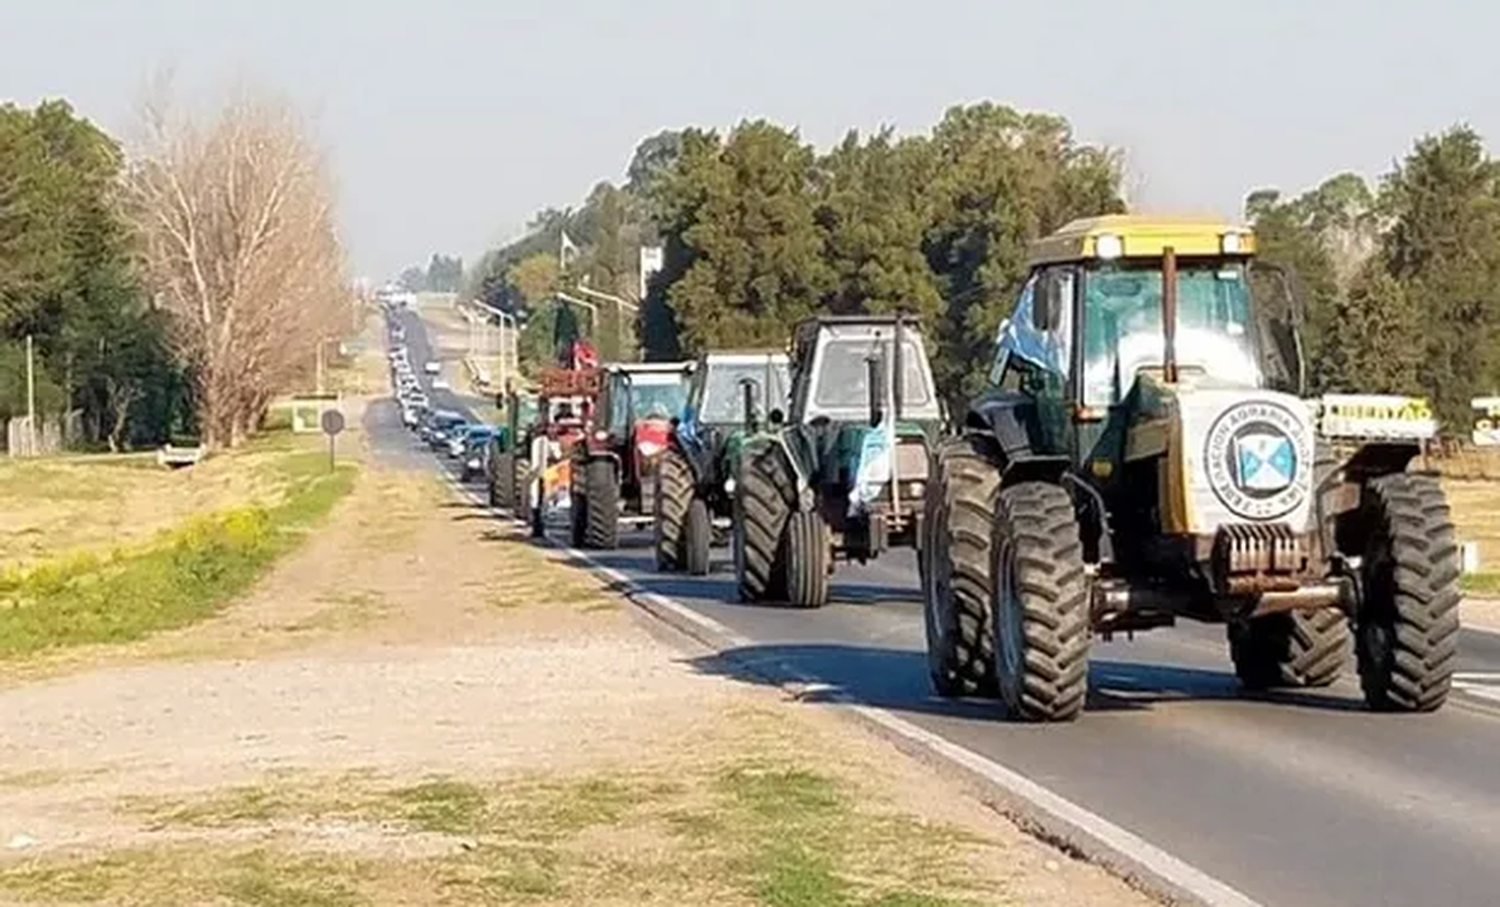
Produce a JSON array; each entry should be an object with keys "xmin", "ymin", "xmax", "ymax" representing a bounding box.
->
[{"xmin": 923, "ymin": 214, "xmax": 1454, "ymax": 722}]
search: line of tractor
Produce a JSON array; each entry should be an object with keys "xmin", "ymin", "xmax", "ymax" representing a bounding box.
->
[{"xmin": 475, "ymin": 213, "xmax": 1463, "ymax": 724}]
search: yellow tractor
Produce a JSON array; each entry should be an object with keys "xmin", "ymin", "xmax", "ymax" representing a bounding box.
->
[{"xmin": 923, "ymin": 214, "xmax": 1457, "ymax": 721}]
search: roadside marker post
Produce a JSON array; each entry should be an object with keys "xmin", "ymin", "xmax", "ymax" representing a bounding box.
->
[{"xmin": 321, "ymin": 408, "xmax": 345, "ymax": 472}]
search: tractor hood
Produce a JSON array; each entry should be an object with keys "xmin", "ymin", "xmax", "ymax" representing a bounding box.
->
[
  {"xmin": 1126, "ymin": 378, "xmax": 1316, "ymax": 536},
  {"xmin": 633, "ymin": 419, "xmax": 672, "ymax": 470}
]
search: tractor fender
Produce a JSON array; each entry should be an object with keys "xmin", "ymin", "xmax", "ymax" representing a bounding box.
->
[
  {"xmin": 744, "ymin": 432, "xmax": 815, "ymax": 512},
  {"xmin": 964, "ymin": 394, "xmax": 1070, "ymax": 488}
]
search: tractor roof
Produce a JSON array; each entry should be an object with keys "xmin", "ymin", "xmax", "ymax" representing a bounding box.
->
[
  {"xmin": 1027, "ymin": 214, "xmax": 1256, "ymax": 266},
  {"xmin": 602, "ymin": 361, "xmax": 694, "ymax": 374},
  {"xmin": 702, "ymin": 349, "xmax": 790, "ymax": 364}
]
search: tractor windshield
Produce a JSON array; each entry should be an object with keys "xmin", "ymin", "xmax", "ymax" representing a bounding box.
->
[
  {"xmin": 621, "ymin": 373, "xmax": 688, "ymax": 423},
  {"xmin": 700, "ymin": 361, "xmax": 791, "ymax": 424},
  {"xmin": 1081, "ymin": 260, "xmax": 1260, "ymax": 406},
  {"xmin": 813, "ymin": 338, "xmax": 933, "ymax": 411}
]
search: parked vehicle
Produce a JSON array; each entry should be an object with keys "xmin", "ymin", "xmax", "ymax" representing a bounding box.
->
[{"xmin": 460, "ymin": 426, "xmax": 497, "ymax": 482}]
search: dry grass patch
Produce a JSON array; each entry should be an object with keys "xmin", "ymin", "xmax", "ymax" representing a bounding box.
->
[
  {"xmin": 64, "ymin": 753, "xmax": 1013, "ymax": 907},
  {"xmin": 0, "ymin": 442, "xmax": 318, "ymax": 571}
]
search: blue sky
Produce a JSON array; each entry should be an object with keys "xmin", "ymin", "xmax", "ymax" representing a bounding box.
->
[{"xmin": 4, "ymin": 0, "xmax": 1494, "ymax": 280}]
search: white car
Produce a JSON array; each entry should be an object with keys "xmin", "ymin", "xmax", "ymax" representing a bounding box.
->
[
  {"xmin": 424, "ymin": 361, "xmax": 441, "ymax": 375},
  {"xmin": 432, "ymin": 377, "xmax": 451, "ymax": 391}
]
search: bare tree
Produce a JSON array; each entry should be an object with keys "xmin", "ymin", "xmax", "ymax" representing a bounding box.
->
[{"xmin": 123, "ymin": 83, "xmax": 349, "ymax": 448}]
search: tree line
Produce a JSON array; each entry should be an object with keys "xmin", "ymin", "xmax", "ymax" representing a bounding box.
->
[
  {"xmin": 471, "ymin": 104, "xmax": 1500, "ymax": 434},
  {"xmin": 0, "ymin": 88, "xmax": 352, "ymax": 452}
]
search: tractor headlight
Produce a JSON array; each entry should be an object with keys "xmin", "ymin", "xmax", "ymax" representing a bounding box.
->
[
  {"xmin": 724, "ymin": 477, "xmax": 736, "ymax": 494},
  {"xmin": 1220, "ymin": 231, "xmax": 1245, "ymax": 254},
  {"xmin": 906, "ymin": 481, "xmax": 925, "ymax": 499},
  {"xmin": 1095, "ymin": 233, "xmax": 1123, "ymax": 259}
]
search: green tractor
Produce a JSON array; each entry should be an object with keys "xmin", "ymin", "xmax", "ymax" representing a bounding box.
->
[
  {"xmin": 922, "ymin": 214, "xmax": 1458, "ymax": 723},
  {"xmin": 487, "ymin": 390, "xmax": 539, "ymax": 510},
  {"xmin": 654, "ymin": 350, "xmax": 791, "ymax": 575},
  {"xmin": 731, "ymin": 315, "xmax": 943, "ymax": 608}
]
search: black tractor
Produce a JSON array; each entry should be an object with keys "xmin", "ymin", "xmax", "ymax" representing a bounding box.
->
[
  {"xmin": 731, "ymin": 315, "xmax": 943, "ymax": 608},
  {"xmin": 654, "ymin": 350, "xmax": 791, "ymax": 575}
]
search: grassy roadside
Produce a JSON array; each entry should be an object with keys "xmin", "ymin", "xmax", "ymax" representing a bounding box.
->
[
  {"xmin": 2, "ymin": 749, "xmax": 999, "ymax": 907},
  {"xmin": 0, "ymin": 449, "xmax": 356, "ymax": 658}
]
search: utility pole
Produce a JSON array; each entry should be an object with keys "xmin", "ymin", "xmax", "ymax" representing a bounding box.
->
[{"xmin": 25, "ymin": 334, "xmax": 36, "ymax": 456}]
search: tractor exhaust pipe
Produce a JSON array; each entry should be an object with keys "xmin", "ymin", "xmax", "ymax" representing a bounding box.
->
[
  {"xmin": 742, "ymin": 377, "xmax": 758, "ymax": 433},
  {"xmin": 892, "ymin": 316, "xmax": 905, "ymax": 421},
  {"xmin": 867, "ymin": 352, "xmax": 885, "ymax": 429},
  {"xmin": 1163, "ymin": 246, "xmax": 1179, "ymax": 384}
]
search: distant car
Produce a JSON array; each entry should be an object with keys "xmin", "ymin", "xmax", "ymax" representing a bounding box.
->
[
  {"xmin": 425, "ymin": 411, "xmax": 467, "ymax": 449},
  {"xmin": 459, "ymin": 426, "xmax": 497, "ymax": 481},
  {"xmin": 400, "ymin": 405, "xmax": 419, "ymax": 428},
  {"xmin": 431, "ymin": 377, "xmax": 451, "ymax": 391},
  {"xmin": 424, "ymin": 361, "xmax": 441, "ymax": 375},
  {"xmin": 445, "ymin": 424, "xmax": 472, "ymax": 458}
]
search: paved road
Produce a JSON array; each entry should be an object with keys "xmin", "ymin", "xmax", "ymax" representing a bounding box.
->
[{"xmin": 384, "ymin": 305, "xmax": 1500, "ymax": 907}]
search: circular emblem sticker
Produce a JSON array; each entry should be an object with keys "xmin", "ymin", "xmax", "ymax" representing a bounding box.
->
[{"xmin": 1203, "ymin": 400, "xmax": 1311, "ymax": 521}]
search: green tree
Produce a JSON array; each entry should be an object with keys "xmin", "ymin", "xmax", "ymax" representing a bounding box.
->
[
  {"xmin": 1380, "ymin": 125, "xmax": 1500, "ymax": 430},
  {"xmin": 0, "ymin": 99, "xmax": 183, "ymax": 447},
  {"xmin": 425, "ymin": 254, "xmax": 463, "ymax": 293},
  {"xmin": 1317, "ymin": 263, "xmax": 1423, "ymax": 394},
  {"xmin": 397, "ymin": 266, "xmax": 428, "ymax": 293},
  {"xmin": 652, "ymin": 121, "xmax": 833, "ymax": 355},
  {"xmin": 920, "ymin": 104, "xmax": 1124, "ymax": 406},
  {"xmin": 815, "ymin": 128, "xmax": 942, "ymax": 326}
]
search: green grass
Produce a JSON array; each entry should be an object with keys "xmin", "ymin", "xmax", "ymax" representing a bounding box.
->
[
  {"xmin": 0, "ymin": 450, "xmax": 356, "ymax": 658},
  {"xmin": 1462, "ymin": 572, "xmax": 1500, "ymax": 596}
]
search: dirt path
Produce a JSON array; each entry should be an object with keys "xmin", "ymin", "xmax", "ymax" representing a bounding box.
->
[{"xmin": 0, "ymin": 453, "xmax": 1152, "ymax": 906}]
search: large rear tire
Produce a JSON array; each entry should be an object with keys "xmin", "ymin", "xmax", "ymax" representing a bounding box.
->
[
  {"xmin": 922, "ymin": 436, "xmax": 1000, "ymax": 699},
  {"xmin": 782, "ymin": 511, "xmax": 830, "ymax": 608},
  {"xmin": 1229, "ymin": 609, "xmax": 1351, "ymax": 690},
  {"xmin": 991, "ymin": 482, "xmax": 1091, "ymax": 722},
  {"xmin": 582, "ymin": 458, "xmax": 620, "ymax": 550},
  {"xmin": 654, "ymin": 450, "xmax": 693, "ymax": 572},
  {"xmin": 683, "ymin": 498, "xmax": 712, "ymax": 577},
  {"xmin": 734, "ymin": 443, "xmax": 793, "ymax": 603},
  {"xmin": 1354, "ymin": 473, "xmax": 1460, "ymax": 712}
]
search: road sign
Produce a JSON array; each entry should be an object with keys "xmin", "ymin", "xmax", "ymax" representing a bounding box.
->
[{"xmin": 321, "ymin": 408, "xmax": 345, "ymax": 471}]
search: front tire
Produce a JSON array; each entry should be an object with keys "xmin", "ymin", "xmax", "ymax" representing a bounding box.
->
[
  {"xmin": 654, "ymin": 450, "xmax": 693, "ymax": 572},
  {"xmin": 1354, "ymin": 473, "xmax": 1460, "ymax": 712},
  {"xmin": 781, "ymin": 511, "xmax": 830, "ymax": 608},
  {"xmin": 1229, "ymin": 609, "xmax": 1351, "ymax": 690},
  {"xmin": 582, "ymin": 458, "xmax": 620, "ymax": 550},
  {"xmin": 734, "ymin": 443, "xmax": 793, "ymax": 603},
  {"xmin": 991, "ymin": 482, "xmax": 1091, "ymax": 722},
  {"xmin": 683, "ymin": 498, "xmax": 712, "ymax": 577},
  {"xmin": 923, "ymin": 435, "xmax": 1001, "ymax": 699}
]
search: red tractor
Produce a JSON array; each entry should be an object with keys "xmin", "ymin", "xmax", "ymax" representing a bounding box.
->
[
  {"xmin": 569, "ymin": 361, "xmax": 694, "ymax": 549},
  {"xmin": 519, "ymin": 339, "xmax": 602, "ymax": 537}
]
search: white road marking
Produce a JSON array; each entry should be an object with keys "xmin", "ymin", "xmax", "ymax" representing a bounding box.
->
[{"xmin": 427, "ymin": 452, "xmax": 1263, "ymax": 907}]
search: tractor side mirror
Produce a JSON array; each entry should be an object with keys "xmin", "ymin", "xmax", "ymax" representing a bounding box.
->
[
  {"xmin": 768, "ymin": 408, "xmax": 785, "ymax": 427},
  {"xmin": 1034, "ymin": 271, "xmax": 1063, "ymax": 332}
]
